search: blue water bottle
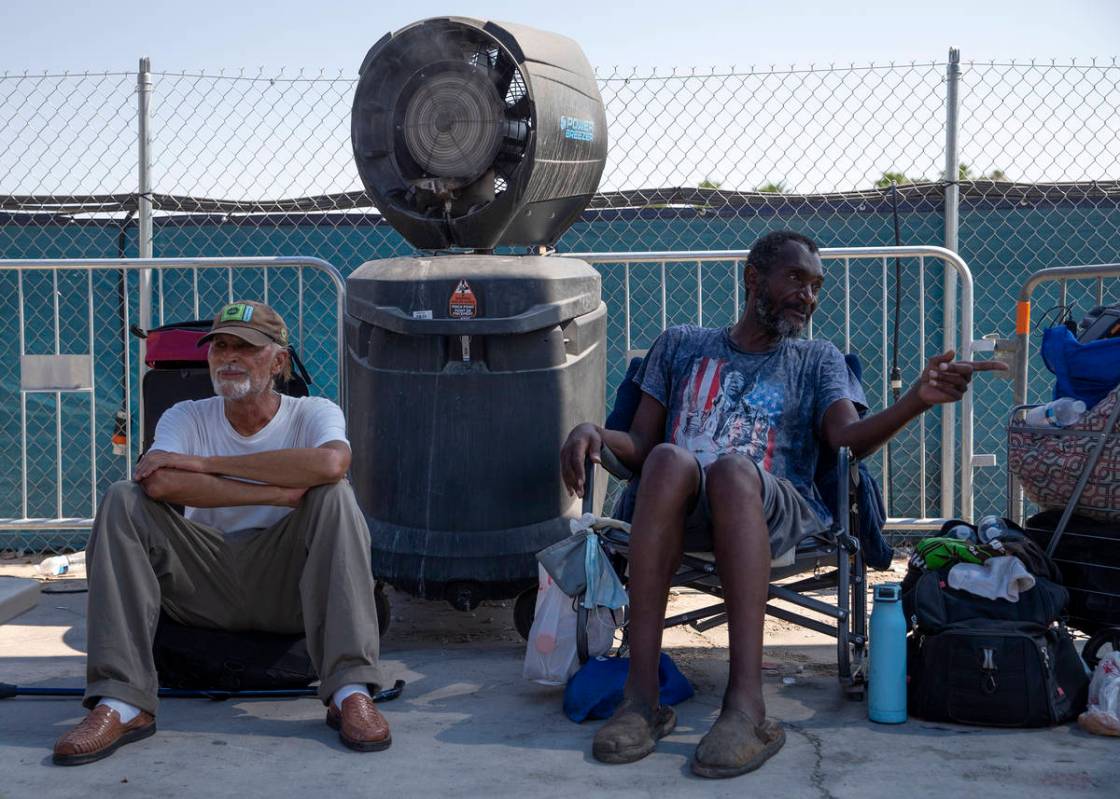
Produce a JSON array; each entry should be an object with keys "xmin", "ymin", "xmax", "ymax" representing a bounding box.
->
[{"xmin": 868, "ymin": 583, "xmax": 907, "ymax": 724}]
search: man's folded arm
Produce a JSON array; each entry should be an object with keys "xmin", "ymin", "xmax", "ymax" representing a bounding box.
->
[
  {"xmin": 139, "ymin": 469, "xmax": 304, "ymax": 508},
  {"xmin": 200, "ymin": 441, "xmax": 350, "ymax": 487},
  {"xmin": 134, "ymin": 442, "xmax": 350, "ymax": 489}
]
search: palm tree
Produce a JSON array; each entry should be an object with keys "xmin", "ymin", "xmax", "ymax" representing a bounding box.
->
[
  {"xmin": 756, "ymin": 180, "xmax": 788, "ymax": 194},
  {"xmin": 698, "ymin": 178, "xmax": 722, "ymax": 190},
  {"xmin": 875, "ymin": 171, "xmax": 911, "ymax": 189}
]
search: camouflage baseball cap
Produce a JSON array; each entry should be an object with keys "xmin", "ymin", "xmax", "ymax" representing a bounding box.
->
[{"xmin": 199, "ymin": 300, "xmax": 289, "ymax": 347}]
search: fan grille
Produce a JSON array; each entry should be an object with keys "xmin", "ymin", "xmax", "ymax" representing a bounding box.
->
[{"xmin": 400, "ymin": 65, "xmax": 504, "ymax": 180}]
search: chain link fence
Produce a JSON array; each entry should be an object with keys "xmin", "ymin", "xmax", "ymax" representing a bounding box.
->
[{"xmin": 2, "ymin": 54, "xmax": 1119, "ymax": 553}]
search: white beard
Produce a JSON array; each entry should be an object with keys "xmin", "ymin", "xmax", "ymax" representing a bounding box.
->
[{"xmin": 212, "ymin": 374, "xmax": 254, "ymax": 400}]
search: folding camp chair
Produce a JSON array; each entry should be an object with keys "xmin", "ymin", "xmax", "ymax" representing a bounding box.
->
[{"xmin": 570, "ymin": 348, "xmax": 878, "ymax": 699}]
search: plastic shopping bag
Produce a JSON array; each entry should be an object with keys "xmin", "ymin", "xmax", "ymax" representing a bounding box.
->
[
  {"xmin": 523, "ymin": 564, "xmax": 618, "ymax": 686},
  {"xmin": 523, "ymin": 564, "xmax": 580, "ymax": 686},
  {"xmin": 536, "ymin": 514, "xmax": 627, "ymax": 610},
  {"xmin": 1078, "ymin": 652, "xmax": 1120, "ymax": 737}
]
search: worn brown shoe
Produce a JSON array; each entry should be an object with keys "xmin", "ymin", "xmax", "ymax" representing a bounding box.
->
[
  {"xmin": 690, "ymin": 709, "xmax": 786, "ymax": 779},
  {"xmin": 326, "ymin": 694, "xmax": 391, "ymax": 752},
  {"xmin": 52, "ymin": 705, "xmax": 156, "ymax": 766},
  {"xmin": 591, "ymin": 699, "xmax": 676, "ymax": 764}
]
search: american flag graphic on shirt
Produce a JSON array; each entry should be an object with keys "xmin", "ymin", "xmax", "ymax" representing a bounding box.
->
[{"xmin": 669, "ymin": 356, "xmax": 784, "ymax": 470}]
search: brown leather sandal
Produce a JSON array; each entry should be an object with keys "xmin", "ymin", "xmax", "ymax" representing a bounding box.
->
[{"xmin": 53, "ymin": 706, "xmax": 157, "ymax": 766}]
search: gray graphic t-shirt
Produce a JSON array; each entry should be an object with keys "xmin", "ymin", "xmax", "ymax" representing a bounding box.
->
[{"xmin": 635, "ymin": 325, "xmax": 866, "ymax": 524}]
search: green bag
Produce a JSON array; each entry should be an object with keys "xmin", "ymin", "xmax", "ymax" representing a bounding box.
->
[{"xmin": 913, "ymin": 537, "xmax": 999, "ymax": 571}]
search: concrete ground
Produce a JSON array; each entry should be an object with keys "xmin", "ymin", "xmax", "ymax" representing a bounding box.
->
[{"xmin": 0, "ymin": 558, "xmax": 1114, "ymax": 799}]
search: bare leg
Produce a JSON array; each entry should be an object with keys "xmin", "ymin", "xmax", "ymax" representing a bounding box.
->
[
  {"xmin": 621, "ymin": 443, "xmax": 701, "ymax": 707},
  {"xmin": 704, "ymin": 454, "xmax": 771, "ymax": 724},
  {"xmin": 688, "ymin": 454, "xmax": 786, "ymax": 778},
  {"xmin": 592, "ymin": 444, "xmax": 700, "ymax": 764}
]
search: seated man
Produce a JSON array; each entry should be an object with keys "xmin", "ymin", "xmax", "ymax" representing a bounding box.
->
[
  {"xmin": 53, "ymin": 301, "xmax": 389, "ymax": 765},
  {"xmin": 560, "ymin": 231, "xmax": 1005, "ymax": 779}
]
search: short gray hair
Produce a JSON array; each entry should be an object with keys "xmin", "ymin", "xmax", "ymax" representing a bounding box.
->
[{"xmin": 271, "ymin": 343, "xmax": 293, "ymax": 384}]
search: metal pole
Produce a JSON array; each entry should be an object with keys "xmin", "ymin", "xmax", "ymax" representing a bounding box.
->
[
  {"xmin": 941, "ymin": 47, "xmax": 961, "ymax": 519},
  {"xmin": 136, "ymin": 57, "xmax": 154, "ymax": 459},
  {"xmin": 880, "ymin": 257, "xmax": 890, "ymax": 509}
]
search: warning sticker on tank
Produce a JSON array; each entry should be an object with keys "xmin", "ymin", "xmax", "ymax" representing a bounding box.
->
[{"xmin": 448, "ymin": 280, "xmax": 478, "ymax": 319}]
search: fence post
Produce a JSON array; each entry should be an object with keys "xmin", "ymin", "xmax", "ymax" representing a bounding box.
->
[
  {"xmin": 136, "ymin": 56, "xmax": 154, "ymax": 459},
  {"xmin": 941, "ymin": 47, "xmax": 962, "ymax": 519}
]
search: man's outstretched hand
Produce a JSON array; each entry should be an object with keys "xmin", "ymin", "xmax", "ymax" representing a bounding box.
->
[{"xmin": 916, "ymin": 350, "xmax": 1009, "ymax": 406}]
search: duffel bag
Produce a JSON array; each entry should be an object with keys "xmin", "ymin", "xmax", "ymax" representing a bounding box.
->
[
  {"xmin": 902, "ymin": 567, "xmax": 1069, "ymax": 633},
  {"xmin": 907, "ymin": 620, "xmax": 1089, "ymax": 727}
]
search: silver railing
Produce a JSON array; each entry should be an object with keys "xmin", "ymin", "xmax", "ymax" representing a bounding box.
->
[
  {"xmin": 572, "ymin": 245, "xmax": 987, "ymax": 528},
  {"xmin": 1008, "ymin": 262, "xmax": 1120, "ymax": 522},
  {"xmin": 0, "ymin": 256, "xmax": 345, "ymax": 534}
]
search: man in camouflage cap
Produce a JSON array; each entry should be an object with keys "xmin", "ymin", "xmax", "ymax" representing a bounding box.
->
[{"xmin": 53, "ymin": 300, "xmax": 390, "ymax": 765}]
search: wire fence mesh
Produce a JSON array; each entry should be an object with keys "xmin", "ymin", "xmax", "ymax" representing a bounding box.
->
[
  {"xmin": 0, "ymin": 259, "xmax": 344, "ymax": 555},
  {"xmin": 2, "ymin": 55, "xmax": 1119, "ymax": 553}
]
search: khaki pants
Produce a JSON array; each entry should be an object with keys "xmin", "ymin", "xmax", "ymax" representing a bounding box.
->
[{"xmin": 83, "ymin": 480, "xmax": 382, "ymax": 715}]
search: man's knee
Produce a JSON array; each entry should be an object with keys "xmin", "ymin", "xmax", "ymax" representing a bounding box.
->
[
  {"xmin": 100, "ymin": 479, "xmax": 146, "ymax": 508},
  {"xmin": 89, "ymin": 481, "xmax": 158, "ymax": 555},
  {"xmin": 301, "ymin": 480, "xmax": 369, "ymax": 546},
  {"xmin": 643, "ymin": 443, "xmax": 700, "ymax": 485},
  {"xmin": 705, "ymin": 454, "xmax": 763, "ymax": 505},
  {"xmin": 93, "ymin": 481, "xmax": 151, "ymax": 529},
  {"xmin": 634, "ymin": 443, "xmax": 701, "ymax": 512},
  {"xmin": 304, "ymin": 479, "xmax": 353, "ymax": 506}
]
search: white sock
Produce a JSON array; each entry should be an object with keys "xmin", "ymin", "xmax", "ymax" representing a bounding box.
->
[
  {"xmin": 332, "ymin": 683, "xmax": 370, "ymax": 708},
  {"xmin": 98, "ymin": 697, "xmax": 142, "ymax": 723}
]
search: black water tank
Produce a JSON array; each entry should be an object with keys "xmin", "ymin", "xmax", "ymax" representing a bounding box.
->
[{"xmin": 346, "ymin": 254, "xmax": 606, "ymax": 607}]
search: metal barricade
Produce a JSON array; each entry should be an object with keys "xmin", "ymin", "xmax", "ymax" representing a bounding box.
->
[
  {"xmin": 0, "ymin": 256, "xmax": 344, "ymax": 550},
  {"xmin": 571, "ymin": 245, "xmax": 985, "ymax": 531}
]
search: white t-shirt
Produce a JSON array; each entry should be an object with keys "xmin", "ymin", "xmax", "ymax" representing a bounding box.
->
[{"xmin": 150, "ymin": 394, "xmax": 349, "ymax": 533}]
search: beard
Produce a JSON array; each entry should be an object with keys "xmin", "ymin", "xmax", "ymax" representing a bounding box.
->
[
  {"xmin": 211, "ymin": 370, "xmax": 268, "ymax": 400},
  {"xmin": 754, "ymin": 290, "xmax": 809, "ymax": 339}
]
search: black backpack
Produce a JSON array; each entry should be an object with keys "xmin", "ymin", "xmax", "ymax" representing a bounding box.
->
[
  {"xmin": 907, "ymin": 619, "xmax": 1089, "ymax": 727},
  {"xmin": 903, "ymin": 568, "xmax": 1089, "ymax": 726},
  {"xmin": 903, "ymin": 568, "xmax": 1069, "ymax": 632}
]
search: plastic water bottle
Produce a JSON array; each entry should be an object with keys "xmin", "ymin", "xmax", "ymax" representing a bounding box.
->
[
  {"xmin": 869, "ymin": 583, "xmax": 907, "ymax": 724},
  {"xmin": 977, "ymin": 515, "xmax": 1008, "ymax": 544},
  {"xmin": 36, "ymin": 550, "xmax": 85, "ymax": 577},
  {"xmin": 945, "ymin": 523, "xmax": 977, "ymax": 543},
  {"xmin": 1024, "ymin": 397, "xmax": 1087, "ymax": 428}
]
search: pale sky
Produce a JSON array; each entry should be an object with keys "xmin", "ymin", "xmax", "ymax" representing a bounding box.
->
[
  {"xmin": 2, "ymin": 0, "xmax": 1117, "ymax": 73},
  {"xmin": 2, "ymin": 1, "xmax": 1117, "ymax": 198}
]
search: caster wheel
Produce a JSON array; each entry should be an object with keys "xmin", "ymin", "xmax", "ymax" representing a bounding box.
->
[
  {"xmin": 375, "ymin": 584, "xmax": 390, "ymax": 638},
  {"xmin": 514, "ymin": 586, "xmax": 536, "ymax": 640},
  {"xmin": 1082, "ymin": 626, "xmax": 1120, "ymax": 671}
]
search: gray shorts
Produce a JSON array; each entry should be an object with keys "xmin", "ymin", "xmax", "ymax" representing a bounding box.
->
[{"xmin": 682, "ymin": 457, "xmax": 829, "ymax": 558}]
